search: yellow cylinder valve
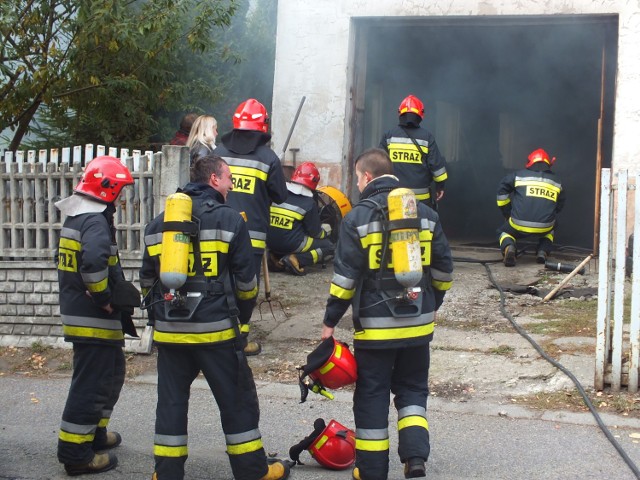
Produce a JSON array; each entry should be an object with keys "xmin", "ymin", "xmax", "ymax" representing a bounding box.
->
[
  {"xmin": 160, "ymin": 193, "xmax": 193, "ymax": 291},
  {"xmin": 387, "ymin": 188, "xmax": 423, "ymax": 289}
]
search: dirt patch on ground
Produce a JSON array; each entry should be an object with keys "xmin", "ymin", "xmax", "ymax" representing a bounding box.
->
[{"xmin": 3, "ymin": 245, "xmax": 637, "ymax": 418}]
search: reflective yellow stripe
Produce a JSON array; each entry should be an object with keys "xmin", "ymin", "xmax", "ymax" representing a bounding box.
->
[
  {"xmin": 227, "ymin": 438, "xmax": 263, "ymax": 455},
  {"xmin": 508, "ymin": 218, "xmax": 553, "ymax": 234},
  {"xmin": 251, "ymin": 238, "xmax": 266, "ymax": 249},
  {"xmin": 200, "ymin": 240, "xmax": 229, "ymax": 253},
  {"xmin": 153, "ymin": 329, "xmax": 236, "ymax": 344},
  {"xmin": 398, "ymin": 416, "xmax": 429, "ymax": 431},
  {"xmin": 432, "ymin": 279, "xmax": 452, "ymax": 291},
  {"xmin": 355, "ymin": 323, "xmax": 434, "ymax": 341},
  {"xmin": 149, "ymin": 244, "xmax": 162, "ymax": 257},
  {"xmin": 355, "ymin": 438, "xmax": 389, "ymax": 452},
  {"xmin": 59, "ymin": 238, "xmax": 81, "ymax": 251},
  {"xmin": 433, "ymin": 172, "xmax": 448, "ymax": 182},
  {"xmin": 86, "ymin": 277, "xmax": 108, "ymax": 293},
  {"xmin": 240, "ymin": 324, "xmax": 250, "ymax": 334},
  {"xmin": 59, "ymin": 431, "xmax": 95, "ymax": 444},
  {"xmin": 230, "ymin": 165, "xmax": 269, "ymax": 181},
  {"xmin": 497, "ymin": 198, "xmax": 510, "ymax": 207},
  {"xmin": 154, "ymin": 444, "xmax": 188, "ymax": 458},
  {"xmin": 360, "ymin": 232, "xmax": 383, "ymax": 248},
  {"xmin": 314, "ymin": 435, "xmax": 329, "ymax": 450},
  {"xmin": 63, "ymin": 325, "xmax": 124, "ymax": 340},
  {"xmin": 108, "ymin": 255, "xmax": 118, "ymax": 266},
  {"xmin": 330, "ymin": 283, "xmax": 355, "ymax": 300},
  {"xmin": 237, "ymin": 285, "xmax": 258, "ymax": 300},
  {"xmin": 98, "ymin": 418, "xmax": 109, "ymax": 428},
  {"xmin": 415, "ymin": 191, "xmax": 430, "ymax": 200}
]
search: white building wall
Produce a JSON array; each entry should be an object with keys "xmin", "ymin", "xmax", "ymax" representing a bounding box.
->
[{"xmin": 272, "ymin": 0, "xmax": 640, "ymax": 188}]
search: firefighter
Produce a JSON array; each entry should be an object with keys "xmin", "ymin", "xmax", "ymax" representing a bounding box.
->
[
  {"xmin": 378, "ymin": 94, "xmax": 448, "ymax": 208},
  {"xmin": 55, "ymin": 156, "xmax": 135, "ymax": 476},
  {"xmin": 140, "ymin": 156, "xmax": 290, "ymax": 480},
  {"xmin": 321, "ymin": 148, "xmax": 453, "ymax": 480},
  {"xmin": 214, "ymin": 98, "xmax": 288, "ymax": 355},
  {"xmin": 496, "ymin": 148, "xmax": 566, "ymax": 267},
  {"xmin": 267, "ymin": 161, "xmax": 335, "ymax": 275}
]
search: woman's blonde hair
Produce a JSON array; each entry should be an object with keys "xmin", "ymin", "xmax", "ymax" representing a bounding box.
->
[{"xmin": 186, "ymin": 115, "xmax": 218, "ymax": 149}]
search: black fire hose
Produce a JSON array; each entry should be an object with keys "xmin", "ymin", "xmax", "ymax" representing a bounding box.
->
[{"xmin": 453, "ymin": 253, "xmax": 640, "ymax": 479}]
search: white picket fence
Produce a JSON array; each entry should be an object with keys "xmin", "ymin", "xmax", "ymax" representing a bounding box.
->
[
  {"xmin": 0, "ymin": 144, "xmax": 165, "ymax": 259},
  {"xmin": 596, "ymin": 168, "xmax": 640, "ymax": 392}
]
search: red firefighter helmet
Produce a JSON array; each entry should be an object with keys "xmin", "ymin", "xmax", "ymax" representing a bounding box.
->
[
  {"xmin": 308, "ymin": 337, "xmax": 357, "ymax": 390},
  {"xmin": 398, "ymin": 95, "xmax": 424, "ymax": 119},
  {"xmin": 291, "ymin": 162, "xmax": 320, "ymax": 190},
  {"xmin": 75, "ymin": 156, "xmax": 134, "ymax": 203},
  {"xmin": 526, "ymin": 148, "xmax": 556, "ymax": 168},
  {"xmin": 309, "ymin": 419, "xmax": 356, "ymax": 470},
  {"xmin": 233, "ymin": 98, "xmax": 269, "ymax": 132}
]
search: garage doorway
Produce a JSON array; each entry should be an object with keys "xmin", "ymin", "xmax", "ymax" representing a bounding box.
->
[{"xmin": 348, "ymin": 15, "xmax": 618, "ymax": 250}]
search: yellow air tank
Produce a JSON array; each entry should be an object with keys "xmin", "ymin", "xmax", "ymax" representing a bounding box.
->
[
  {"xmin": 387, "ymin": 188, "xmax": 423, "ymax": 288},
  {"xmin": 160, "ymin": 193, "xmax": 193, "ymax": 291}
]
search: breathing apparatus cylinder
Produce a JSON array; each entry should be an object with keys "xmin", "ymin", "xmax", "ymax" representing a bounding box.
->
[
  {"xmin": 160, "ymin": 193, "xmax": 193, "ymax": 291},
  {"xmin": 387, "ymin": 188, "xmax": 423, "ymax": 288}
]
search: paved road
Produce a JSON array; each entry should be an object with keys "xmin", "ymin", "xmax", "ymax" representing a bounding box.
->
[{"xmin": 2, "ymin": 374, "xmax": 640, "ymax": 480}]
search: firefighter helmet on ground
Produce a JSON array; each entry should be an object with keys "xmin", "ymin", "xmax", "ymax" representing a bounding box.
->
[
  {"xmin": 233, "ymin": 98, "xmax": 269, "ymax": 132},
  {"xmin": 526, "ymin": 148, "xmax": 556, "ymax": 168},
  {"xmin": 308, "ymin": 419, "xmax": 356, "ymax": 470},
  {"xmin": 398, "ymin": 95, "xmax": 424, "ymax": 119},
  {"xmin": 75, "ymin": 156, "xmax": 134, "ymax": 203},
  {"xmin": 291, "ymin": 162, "xmax": 320, "ymax": 190}
]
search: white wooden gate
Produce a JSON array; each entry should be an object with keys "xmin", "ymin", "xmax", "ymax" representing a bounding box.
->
[{"xmin": 596, "ymin": 168, "xmax": 640, "ymax": 392}]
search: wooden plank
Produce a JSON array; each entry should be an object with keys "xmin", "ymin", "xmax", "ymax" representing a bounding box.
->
[{"xmin": 612, "ymin": 170, "xmax": 628, "ymax": 391}]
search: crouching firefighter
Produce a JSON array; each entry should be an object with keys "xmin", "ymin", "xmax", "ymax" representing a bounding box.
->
[
  {"xmin": 321, "ymin": 148, "xmax": 453, "ymax": 480},
  {"xmin": 139, "ymin": 155, "xmax": 290, "ymax": 480}
]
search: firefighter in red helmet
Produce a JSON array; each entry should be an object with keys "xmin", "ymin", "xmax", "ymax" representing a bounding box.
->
[
  {"xmin": 496, "ymin": 148, "xmax": 566, "ymax": 266},
  {"xmin": 379, "ymin": 94, "xmax": 448, "ymax": 209},
  {"xmin": 267, "ymin": 161, "xmax": 335, "ymax": 275},
  {"xmin": 214, "ymin": 98, "xmax": 288, "ymax": 355},
  {"xmin": 55, "ymin": 156, "xmax": 135, "ymax": 475}
]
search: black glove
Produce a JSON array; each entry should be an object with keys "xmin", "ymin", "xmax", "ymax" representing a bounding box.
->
[{"xmin": 111, "ymin": 279, "xmax": 141, "ymax": 315}]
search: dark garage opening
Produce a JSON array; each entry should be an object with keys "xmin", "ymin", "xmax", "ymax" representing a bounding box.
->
[{"xmin": 350, "ymin": 15, "xmax": 618, "ymax": 251}]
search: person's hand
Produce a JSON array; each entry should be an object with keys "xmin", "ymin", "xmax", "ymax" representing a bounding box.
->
[
  {"xmin": 321, "ymin": 223, "xmax": 332, "ymax": 235},
  {"xmin": 436, "ymin": 190, "xmax": 445, "ymax": 202},
  {"xmin": 321, "ymin": 324, "xmax": 334, "ymax": 340},
  {"xmin": 101, "ymin": 304, "xmax": 114, "ymax": 315}
]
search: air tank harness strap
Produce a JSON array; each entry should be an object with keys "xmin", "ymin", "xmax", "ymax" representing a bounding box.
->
[
  {"xmin": 351, "ymin": 198, "xmax": 388, "ymax": 334},
  {"xmin": 161, "ymin": 220, "xmax": 198, "ymax": 236}
]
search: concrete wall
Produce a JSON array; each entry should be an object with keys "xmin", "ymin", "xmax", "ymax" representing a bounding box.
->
[{"xmin": 271, "ymin": 0, "xmax": 640, "ymax": 188}]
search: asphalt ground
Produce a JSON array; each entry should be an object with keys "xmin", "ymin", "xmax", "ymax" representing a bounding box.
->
[{"xmin": 2, "ymin": 373, "xmax": 640, "ymax": 480}]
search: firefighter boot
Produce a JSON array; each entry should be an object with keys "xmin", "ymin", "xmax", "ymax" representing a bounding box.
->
[
  {"xmin": 404, "ymin": 457, "xmax": 426, "ymax": 478},
  {"xmin": 259, "ymin": 459, "xmax": 291, "ymax": 479},
  {"xmin": 244, "ymin": 339, "xmax": 262, "ymax": 356},
  {"xmin": 536, "ymin": 250, "xmax": 548, "ymax": 264},
  {"xmin": 94, "ymin": 431, "xmax": 122, "ymax": 451},
  {"xmin": 503, "ymin": 245, "xmax": 516, "ymax": 267},
  {"xmin": 64, "ymin": 452, "xmax": 118, "ymax": 476},
  {"xmin": 282, "ymin": 254, "xmax": 305, "ymax": 276}
]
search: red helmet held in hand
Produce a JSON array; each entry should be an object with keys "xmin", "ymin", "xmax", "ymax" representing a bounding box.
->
[
  {"xmin": 233, "ymin": 98, "xmax": 269, "ymax": 132},
  {"xmin": 526, "ymin": 148, "xmax": 556, "ymax": 168},
  {"xmin": 291, "ymin": 162, "xmax": 320, "ymax": 190},
  {"xmin": 398, "ymin": 95, "xmax": 424, "ymax": 119},
  {"xmin": 75, "ymin": 156, "xmax": 134, "ymax": 203}
]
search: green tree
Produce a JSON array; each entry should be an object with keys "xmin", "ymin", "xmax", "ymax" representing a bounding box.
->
[{"xmin": 1, "ymin": 0, "xmax": 239, "ymax": 151}]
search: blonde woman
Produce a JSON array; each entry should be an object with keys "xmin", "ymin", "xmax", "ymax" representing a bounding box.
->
[{"xmin": 186, "ymin": 115, "xmax": 218, "ymax": 165}]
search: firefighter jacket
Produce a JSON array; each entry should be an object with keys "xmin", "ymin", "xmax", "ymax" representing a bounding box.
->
[
  {"xmin": 56, "ymin": 197, "xmax": 125, "ymax": 346},
  {"xmin": 267, "ymin": 182, "xmax": 328, "ymax": 254},
  {"xmin": 379, "ymin": 123, "xmax": 448, "ymax": 202},
  {"xmin": 139, "ymin": 182, "xmax": 258, "ymax": 347},
  {"xmin": 323, "ymin": 175, "xmax": 453, "ymax": 349},
  {"xmin": 496, "ymin": 163, "xmax": 565, "ymax": 234},
  {"xmin": 214, "ymin": 130, "xmax": 288, "ymax": 254}
]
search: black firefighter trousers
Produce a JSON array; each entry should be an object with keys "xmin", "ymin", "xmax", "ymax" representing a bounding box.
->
[
  {"xmin": 154, "ymin": 344, "xmax": 269, "ymax": 480},
  {"xmin": 58, "ymin": 343, "xmax": 125, "ymax": 465},
  {"xmin": 353, "ymin": 344, "xmax": 431, "ymax": 480}
]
